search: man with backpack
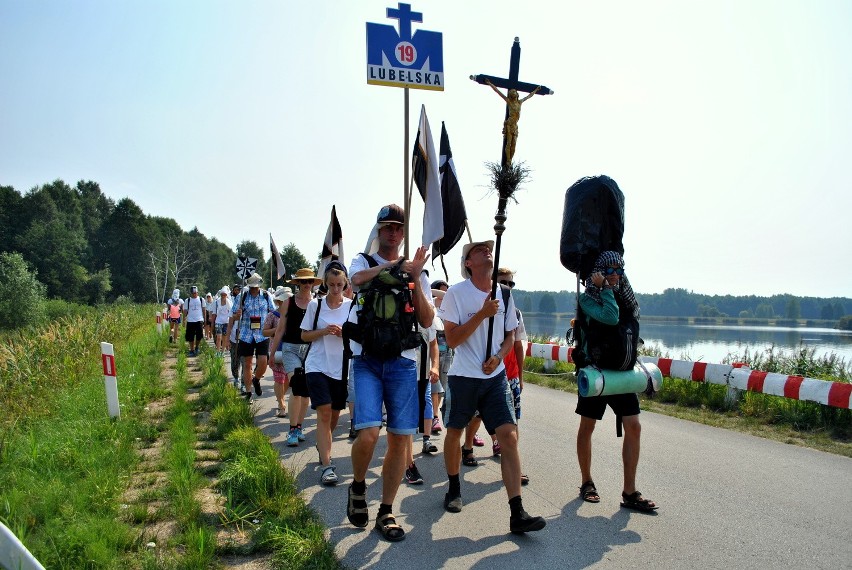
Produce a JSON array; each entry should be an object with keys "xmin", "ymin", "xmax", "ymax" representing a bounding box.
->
[
  {"xmin": 573, "ymin": 251, "xmax": 657, "ymax": 512},
  {"xmin": 232, "ymin": 272, "xmax": 275, "ymax": 399},
  {"xmin": 344, "ymin": 203, "xmax": 434, "ymax": 543},
  {"xmin": 438, "ymin": 240, "xmax": 545, "ymax": 534}
]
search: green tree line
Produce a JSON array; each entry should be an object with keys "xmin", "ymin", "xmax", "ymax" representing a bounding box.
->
[
  {"xmin": 0, "ymin": 180, "xmax": 312, "ymax": 328},
  {"xmin": 512, "ymin": 287, "xmax": 849, "ymax": 321}
]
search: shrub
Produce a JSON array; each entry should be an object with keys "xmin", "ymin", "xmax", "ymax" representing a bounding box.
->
[{"xmin": 0, "ymin": 252, "xmax": 46, "ymax": 330}]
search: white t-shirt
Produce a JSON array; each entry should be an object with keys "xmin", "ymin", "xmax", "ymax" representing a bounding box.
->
[
  {"xmin": 213, "ymin": 298, "xmax": 233, "ymax": 325},
  {"xmin": 346, "ymin": 252, "xmax": 433, "ymax": 361},
  {"xmin": 438, "ymin": 279, "xmax": 519, "ymax": 379},
  {"xmin": 302, "ymin": 297, "xmax": 352, "ymax": 380},
  {"xmin": 184, "ymin": 296, "xmax": 206, "ymax": 322}
]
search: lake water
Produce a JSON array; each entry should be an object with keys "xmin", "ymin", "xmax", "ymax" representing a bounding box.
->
[{"xmin": 521, "ymin": 314, "xmax": 852, "ymax": 364}]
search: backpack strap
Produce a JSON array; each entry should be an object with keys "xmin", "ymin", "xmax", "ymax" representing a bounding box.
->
[
  {"xmin": 499, "ymin": 283, "xmax": 513, "ymax": 333},
  {"xmin": 360, "ymin": 252, "xmax": 379, "ymax": 268},
  {"xmin": 304, "ymin": 298, "xmax": 322, "ymax": 361}
]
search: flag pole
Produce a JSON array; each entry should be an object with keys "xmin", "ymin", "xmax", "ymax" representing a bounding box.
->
[{"xmin": 403, "ymin": 87, "xmax": 410, "ymax": 259}]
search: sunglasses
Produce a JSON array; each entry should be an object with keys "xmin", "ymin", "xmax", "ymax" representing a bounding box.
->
[
  {"xmin": 498, "ymin": 279, "xmax": 515, "ymax": 288},
  {"xmin": 603, "ymin": 267, "xmax": 625, "ymax": 276}
]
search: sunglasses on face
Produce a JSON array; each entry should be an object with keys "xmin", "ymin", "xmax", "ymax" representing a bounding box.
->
[
  {"xmin": 498, "ymin": 279, "xmax": 515, "ymax": 288},
  {"xmin": 603, "ymin": 267, "xmax": 625, "ymax": 276}
]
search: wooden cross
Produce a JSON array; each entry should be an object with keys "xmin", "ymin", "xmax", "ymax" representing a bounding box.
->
[{"xmin": 471, "ymin": 37, "xmax": 553, "ymax": 167}]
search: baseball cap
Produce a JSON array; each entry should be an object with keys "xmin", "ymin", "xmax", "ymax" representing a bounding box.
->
[{"xmin": 376, "ymin": 204, "xmax": 405, "ymax": 225}]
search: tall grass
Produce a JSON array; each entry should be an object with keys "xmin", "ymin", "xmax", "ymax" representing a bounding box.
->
[
  {"xmin": 201, "ymin": 353, "xmax": 342, "ymax": 569},
  {"xmin": 0, "ymin": 305, "xmax": 166, "ymax": 567}
]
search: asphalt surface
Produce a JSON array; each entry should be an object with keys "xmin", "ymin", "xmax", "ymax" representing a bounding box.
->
[{"xmin": 246, "ymin": 367, "xmax": 851, "ymax": 570}]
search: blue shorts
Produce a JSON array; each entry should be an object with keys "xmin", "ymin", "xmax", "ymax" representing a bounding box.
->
[
  {"xmin": 445, "ymin": 371, "xmax": 516, "ymax": 435},
  {"xmin": 423, "ymin": 380, "xmax": 433, "ymax": 420},
  {"xmin": 353, "ymin": 355, "xmax": 418, "ymax": 435}
]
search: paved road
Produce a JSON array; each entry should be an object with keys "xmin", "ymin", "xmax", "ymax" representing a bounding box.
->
[{"xmin": 248, "ymin": 369, "xmax": 851, "ymax": 569}]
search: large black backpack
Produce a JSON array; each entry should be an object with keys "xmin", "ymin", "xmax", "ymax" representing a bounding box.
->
[
  {"xmin": 571, "ymin": 294, "xmax": 639, "ymax": 372},
  {"xmin": 343, "ymin": 254, "xmax": 422, "ymax": 360},
  {"xmin": 560, "ymin": 175, "xmax": 625, "ymax": 282}
]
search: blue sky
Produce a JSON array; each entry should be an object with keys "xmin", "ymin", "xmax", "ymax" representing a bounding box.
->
[{"xmin": 2, "ymin": 0, "xmax": 851, "ymax": 298}]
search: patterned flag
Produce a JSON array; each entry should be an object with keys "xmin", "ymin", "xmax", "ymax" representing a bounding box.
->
[
  {"xmin": 319, "ymin": 205, "xmax": 344, "ymax": 278},
  {"xmin": 434, "ymin": 121, "xmax": 468, "ymax": 258},
  {"xmin": 412, "ymin": 104, "xmax": 443, "ymax": 248},
  {"xmin": 270, "ymin": 234, "xmax": 285, "ymax": 280}
]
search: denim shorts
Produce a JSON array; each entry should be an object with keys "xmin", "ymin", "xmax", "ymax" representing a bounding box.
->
[
  {"xmin": 422, "ymin": 380, "xmax": 433, "ymax": 420},
  {"xmin": 279, "ymin": 342, "xmax": 308, "ymax": 376},
  {"xmin": 353, "ymin": 355, "xmax": 418, "ymax": 435},
  {"xmin": 445, "ymin": 371, "xmax": 516, "ymax": 435},
  {"xmin": 215, "ymin": 323, "xmax": 228, "ymax": 335}
]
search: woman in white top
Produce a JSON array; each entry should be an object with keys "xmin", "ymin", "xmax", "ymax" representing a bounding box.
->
[
  {"xmin": 301, "ymin": 261, "xmax": 352, "ymax": 486},
  {"xmin": 212, "ymin": 288, "xmax": 233, "ymax": 356}
]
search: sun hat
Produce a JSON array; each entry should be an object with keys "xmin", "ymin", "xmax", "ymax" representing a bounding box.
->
[
  {"xmin": 219, "ymin": 287, "xmax": 229, "ymax": 296},
  {"xmin": 273, "ymin": 287, "xmax": 293, "ymax": 302},
  {"xmin": 171, "ymin": 289, "xmax": 180, "ymax": 300},
  {"xmin": 245, "ymin": 272, "xmax": 264, "ymax": 287},
  {"xmin": 288, "ymin": 268, "xmax": 322, "ymax": 286},
  {"xmin": 460, "ymin": 240, "xmax": 494, "ymax": 280}
]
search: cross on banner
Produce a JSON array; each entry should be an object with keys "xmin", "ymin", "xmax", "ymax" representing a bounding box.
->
[
  {"xmin": 470, "ymin": 37, "xmax": 553, "ymax": 166},
  {"xmin": 235, "ymin": 256, "xmax": 257, "ymax": 280}
]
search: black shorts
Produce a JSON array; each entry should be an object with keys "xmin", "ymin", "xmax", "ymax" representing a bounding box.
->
[
  {"xmin": 575, "ymin": 392, "xmax": 640, "ymax": 421},
  {"xmin": 290, "ymin": 367, "xmax": 310, "ymax": 397},
  {"xmin": 445, "ymin": 372, "xmax": 516, "ymax": 435},
  {"xmin": 185, "ymin": 321, "xmax": 203, "ymax": 342},
  {"xmin": 237, "ymin": 339, "xmax": 270, "ymax": 358},
  {"xmin": 306, "ymin": 372, "xmax": 348, "ymax": 410}
]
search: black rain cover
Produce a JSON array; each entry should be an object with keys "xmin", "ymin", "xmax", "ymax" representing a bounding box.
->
[{"xmin": 560, "ymin": 175, "xmax": 625, "ymax": 281}]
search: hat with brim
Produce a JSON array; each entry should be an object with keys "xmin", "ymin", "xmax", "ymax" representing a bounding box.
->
[
  {"xmin": 246, "ymin": 272, "xmax": 264, "ymax": 288},
  {"xmin": 273, "ymin": 286, "xmax": 293, "ymax": 302},
  {"xmin": 460, "ymin": 240, "xmax": 495, "ymax": 280},
  {"xmin": 288, "ymin": 268, "xmax": 322, "ymax": 286}
]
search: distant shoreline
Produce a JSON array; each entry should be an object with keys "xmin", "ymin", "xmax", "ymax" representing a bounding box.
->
[{"xmin": 521, "ymin": 313, "xmax": 842, "ymax": 329}]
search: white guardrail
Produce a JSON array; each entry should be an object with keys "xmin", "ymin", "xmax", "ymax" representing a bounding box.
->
[
  {"xmin": 525, "ymin": 342, "xmax": 852, "ymax": 409},
  {"xmin": 0, "ymin": 522, "xmax": 45, "ymax": 570}
]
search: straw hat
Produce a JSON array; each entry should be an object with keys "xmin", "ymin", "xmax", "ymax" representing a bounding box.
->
[
  {"xmin": 460, "ymin": 240, "xmax": 494, "ymax": 280},
  {"xmin": 288, "ymin": 268, "xmax": 322, "ymax": 286}
]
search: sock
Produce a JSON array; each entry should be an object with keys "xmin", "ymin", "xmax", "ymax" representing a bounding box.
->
[
  {"xmin": 352, "ymin": 479, "xmax": 366, "ymax": 495},
  {"xmin": 377, "ymin": 503, "xmax": 393, "ymax": 517},
  {"xmin": 408, "ymin": 462, "xmax": 416, "ymax": 470},
  {"xmin": 296, "ymin": 424, "xmax": 302, "ymax": 429},
  {"xmin": 448, "ymin": 473, "xmax": 461, "ymax": 497},
  {"xmin": 422, "ymin": 435, "xmax": 430, "ymax": 443},
  {"xmin": 508, "ymin": 495, "xmax": 523, "ymax": 517}
]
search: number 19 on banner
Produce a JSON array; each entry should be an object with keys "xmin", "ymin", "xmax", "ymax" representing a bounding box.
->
[{"xmin": 101, "ymin": 342, "xmax": 120, "ymax": 419}]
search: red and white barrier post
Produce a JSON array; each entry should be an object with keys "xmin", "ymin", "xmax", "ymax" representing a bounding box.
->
[
  {"xmin": 101, "ymin": 342, "xmax": 120, "ymax": 419},
  {"xmin": 156, "ymin": 312, "xmax": 162, "ymax": 334}
]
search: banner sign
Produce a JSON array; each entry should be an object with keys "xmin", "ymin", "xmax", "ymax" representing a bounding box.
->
[
  {"xmin": 235, "ymin": 256, "xmax": 257, "ymax": 280},
  {"xmin": 366, "ymin": 2, "xmax": 443, "ymax": 91}
]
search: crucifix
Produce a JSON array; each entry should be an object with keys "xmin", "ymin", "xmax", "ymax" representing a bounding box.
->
[
  {"xmin": 470, "ymin": 37, "xmax": 554, "ymax": 167},
  {"xmin": 470, "ymin": 37, "xmax": 553, "ymax": 358}
]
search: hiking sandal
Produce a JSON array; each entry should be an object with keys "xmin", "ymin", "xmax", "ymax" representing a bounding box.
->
[
  {"xmin": 580, "ymin": 481, "xmax": 600, "ymax": 503},
  {"xmin": 620, "ymin": 491, "xmax": 658, "ymax": 512},
  {"xmin": 374, "ymin": 512, "xmax": 406, "ymax": 542},
  {"xmin": 462, "ymin": 447, "xmax": 478, "ymax": 467},
  {"xmin": 347, "ymin": 484, "xmax": 369, "ymax": 527}
]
